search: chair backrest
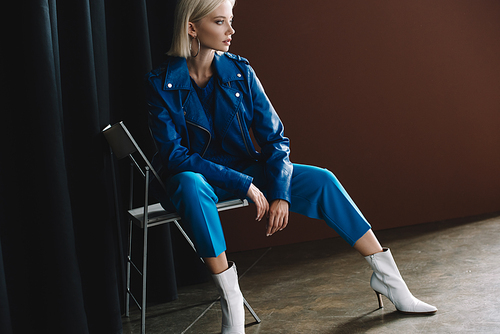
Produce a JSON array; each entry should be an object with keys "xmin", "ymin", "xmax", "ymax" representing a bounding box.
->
[{"xmin": 102, "ymin": 121, "xmax": 165, "ymax": 190}]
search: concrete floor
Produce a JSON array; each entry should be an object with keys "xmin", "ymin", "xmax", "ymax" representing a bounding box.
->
[{"xmin": 123, "ymin": 212, "xmax": 500, "ymax": 333}]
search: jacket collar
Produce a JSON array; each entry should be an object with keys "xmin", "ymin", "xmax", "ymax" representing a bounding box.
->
[
  {"xmin": 213, "ymin": 52, "xmax": 245, "ymax": 84},
  {"xmin": 163, "ymin": 57, "xmax": 191, "ymax": 90},
  {"xmin": 163, "ymin": 53, "xmax": 243, "ymax": 90}
]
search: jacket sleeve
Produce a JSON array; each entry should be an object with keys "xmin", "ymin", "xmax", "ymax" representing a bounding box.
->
[
  {"xmin": 145, "ymin": 75, "xmax": 253, "ymax": 199},
  {"xmin": 247, "ymin": 66, "xmax": 293, "ymax": 203}
]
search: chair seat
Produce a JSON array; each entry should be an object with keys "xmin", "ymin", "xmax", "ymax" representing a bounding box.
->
[{"xmin": 128, "ymin": 199, "xmax": 248, "ymax": 228}]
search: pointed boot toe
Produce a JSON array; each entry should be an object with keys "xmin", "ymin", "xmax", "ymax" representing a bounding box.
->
[{"xmin": 399, "ymin": 299, "xmax": 438, "ymax": 314}]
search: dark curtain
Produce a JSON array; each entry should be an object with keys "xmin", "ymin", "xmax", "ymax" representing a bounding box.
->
[{"xmin": 0, "ymin": 0, "xmax": 205, "ymax": 333}]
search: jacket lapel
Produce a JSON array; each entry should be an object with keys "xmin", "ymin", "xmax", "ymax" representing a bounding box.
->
[
  {"xmin": 183, "ymin": 91, "xmax": 210, "ymax": 129},
  {"xmin": 213, "ymin": 53, "xmax": 245, "ymax": 136},
  {"xmin": 162, "ymin": 57, "xmax": 210, "ymax": 129}
]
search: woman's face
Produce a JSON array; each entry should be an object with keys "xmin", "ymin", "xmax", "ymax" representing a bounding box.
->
[{"xmin": 190, "ymin": 0, "xmax": 235, "ymax": 53}]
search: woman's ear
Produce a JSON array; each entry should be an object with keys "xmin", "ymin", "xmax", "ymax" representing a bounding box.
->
[{"xmin": 188, "ymin": 22, "xmax": 197, "ymax": 38}]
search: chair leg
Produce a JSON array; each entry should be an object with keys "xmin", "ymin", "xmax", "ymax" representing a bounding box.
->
[
  {"xmin": 140, "ymin": 169, "xmax": 151, "ymax": 334},
  {"xmin": 173, "ymin": 220, "xmax": 198, "ymax": 254},
  {"xmin": 243, "ymin": 297, "xmax": 261, "ymax": 323},
  {"xmin": 126, "ymin": 162, "xmax": 134, "ymax": 318},
  {"xmin": 125, "ymin": 219, "xmax": 133, "ymax": 317},
  {"xmin": 141, "ymin": 223, "xmax": 148, "ymax": 334}
]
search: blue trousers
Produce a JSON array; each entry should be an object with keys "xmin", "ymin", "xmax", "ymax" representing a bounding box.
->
[{"xmin": 161, "ymin": 163, "xmax": 371, "ymax": 258}]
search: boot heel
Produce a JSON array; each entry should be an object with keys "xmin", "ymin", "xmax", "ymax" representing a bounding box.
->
[{"xmin": 375, "ymin": 291, "xmax": 384, "ymax": 309}]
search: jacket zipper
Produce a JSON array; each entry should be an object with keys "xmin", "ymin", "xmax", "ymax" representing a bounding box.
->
[
  {"xmin": 229, "ymin": 82, "xmax": 255, "ymax": 158},
  {"xmin": 236, "ymin": 112, "xmax": 253, "ymax": 157},
  {"xmin": 186, "ymin": 120, "xmax": 211, "ymax": 157}
]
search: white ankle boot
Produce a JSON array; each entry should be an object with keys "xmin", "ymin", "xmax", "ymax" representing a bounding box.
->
[
  {"xmin": 212, "ymin": 262, "xmax": 245, "ymax": 334},
  {"xmin": 365, "ymin": 248, "xmax": 437, "ymax": 314}
]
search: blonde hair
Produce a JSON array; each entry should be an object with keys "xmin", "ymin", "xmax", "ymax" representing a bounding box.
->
[{"xmin": 167, "ymin": 0, "xmax": 236, "ymax": 58}]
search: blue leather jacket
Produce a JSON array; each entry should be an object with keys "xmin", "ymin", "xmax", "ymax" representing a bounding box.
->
[{"xmin": 145, "ymin": 52, "xmax": 292, "ymax": 202}]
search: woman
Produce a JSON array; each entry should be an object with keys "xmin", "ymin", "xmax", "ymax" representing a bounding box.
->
[{"xmin": 146, "ymin": 0, "xmax": 437, "ymax": 332}]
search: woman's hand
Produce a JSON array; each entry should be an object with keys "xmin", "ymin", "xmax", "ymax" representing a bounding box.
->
[
  {"xmin": 266, "ymin": 199, "xmax": 289, "ymax": 236},
  {"xmin": 246, "ymin": 183, "xmax": 269, "ymax": 222}
]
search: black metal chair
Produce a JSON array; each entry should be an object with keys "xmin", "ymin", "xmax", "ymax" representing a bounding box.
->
[{"xmin": 102, "ymin": 121, "xmax": 260, "ymax": 333}]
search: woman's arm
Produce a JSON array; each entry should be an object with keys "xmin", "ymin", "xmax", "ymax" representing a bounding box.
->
[
  {"xmin": 247, "ymin": 66, "xmax": 293, "ymax": 204},
  {"xmin": 246, "ymin": 65, "xmax": 293, "ymax": 234}
]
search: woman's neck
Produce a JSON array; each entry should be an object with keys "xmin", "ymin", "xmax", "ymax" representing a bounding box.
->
[{"xmin": 187, "ymin": 50, "xmax": 215, "ymax": 88}]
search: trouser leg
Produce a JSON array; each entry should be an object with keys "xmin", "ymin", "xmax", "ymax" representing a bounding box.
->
[
  {"xmin": 242, "ymin": 163, "xmax": 372, "ymax": 246},
  {"xmin": 289, "ymin": 164, "xmax": 372, "ymax": 246},
  {"xmin": 162, "ymin": 173, "xmax": 246, "ymax": 330},
  {"xmin": 164, "ymin": 171, "xmax": 226, "ymax": 258}
]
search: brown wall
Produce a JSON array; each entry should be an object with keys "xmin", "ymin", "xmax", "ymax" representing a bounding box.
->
[{"xmin": 221, "ymin": 0, "xmax": 500, "ymax": 252}]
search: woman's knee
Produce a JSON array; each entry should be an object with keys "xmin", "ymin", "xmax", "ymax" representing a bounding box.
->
[
  {"xmin": 167, "ymin": 172, "xmax": 216, "ymax": 200},
  {"xmin": 291, "ymin": 164, "xmax": 351, "ymax": 205},
  {"xmin": 294, "ymin": 164, "xmax": 338, "ymax": 188}
]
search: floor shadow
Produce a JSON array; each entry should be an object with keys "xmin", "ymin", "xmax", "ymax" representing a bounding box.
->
[{"xmin": 326, "ymin": 308, "xmax": 437, "ymax": 334}]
